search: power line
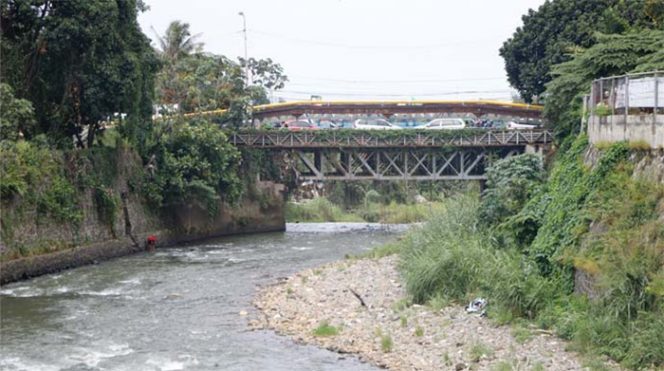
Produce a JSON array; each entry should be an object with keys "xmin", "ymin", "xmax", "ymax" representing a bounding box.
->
[
  {"xmin": 286, "ymin": 76, "xmax": 507, "ymax": 84},
  {"xmin": 249, "ymin": 29, "xmax": 494, "ymax": 50},
  {"xmin": 275, "ymin": 89, "xmax": 513, "ymax": 97}
]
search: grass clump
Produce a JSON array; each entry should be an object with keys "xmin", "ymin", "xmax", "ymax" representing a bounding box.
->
[
  {"xmin": 380, "ymin": 334, "xmax": 393, "ymax": 353},
  {"xmin": 414, "ymin": 326, "xmax": 424, "ymax": 337},
  {"xmin": 313, "ymin": 321, "xmax": 340, "ymax": 337},
  {"xmin": 491, "ymin": 360, "xmax": 514, "ymax": 371},
  {"xmin": 511, "ymin": 324, "xmax": 533, "ymax": 344},
  {"xmin": 469, "ymin": 342, "xmax": 494, "ymax": 362}
]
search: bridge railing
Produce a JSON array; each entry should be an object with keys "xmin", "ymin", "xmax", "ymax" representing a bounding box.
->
[{"xmin": 230, "ymin": 129, "xmax": 553, "ymax": 148}]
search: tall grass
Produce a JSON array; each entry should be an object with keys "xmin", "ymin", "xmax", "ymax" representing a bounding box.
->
[
  {"xmin": 285, "ymin": 197, "xmax": 444, "ymax": 224},
  {"xmin": 396, "ymin": 144, "xmax": 664, "ymax": 369},
  {"xmin": 286, "ymin": 198, "xmax": 363, "ymax": 222},
  {"xmin": 399, "ymin": 194, "xmax": 562, "ymax": 316}
]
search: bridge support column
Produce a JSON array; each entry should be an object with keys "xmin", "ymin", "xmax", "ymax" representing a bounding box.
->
[
  {"xmin": 525, "ymin": 144, "xmax": 543, "ymax": 155},
  {"xmin": 479, "ymin": 179, "xmax": 487, "ymax": 195},
  {"xmin": 314, "ymin": 150, "xmax": 322, "ymax": 171}
]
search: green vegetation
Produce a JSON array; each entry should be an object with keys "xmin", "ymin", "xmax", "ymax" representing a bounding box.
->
[
  {"xmin": 313, "ymin": 321, "xmax": 340, "ymax": 337},
  {"xmin": 154, "ymin": 21, "xmax": 287, "ymax": 125},
  {"xmin": 545, "ymin": 29, "xmax": 664, "ymax": 138},
  {"xmin": 395, "ymin": 144, "xmax": 664, "ymax": 369},
  {"xmin": 380, "ymin": 333, "xmax": 393, "ymax": 353},
  {"xmin": 142, "ymin": 118, "xmax": 242, "ymax": 216},
  {"xmin": 0, "ymin": 5, "xmax": 283, "ymax": 260},
  {"xmin": 414, "ymin": 326, "xmax": 424, "ymax": 337},
  {"xmin": 286, "ymin": 197, "xmax": 444, "ymax": 224},
  {"xmin": 500, "ymin": 0, "xmax": 663, "ymax": 103},
  {"xmin": 1, "ymin": 0, "xmax": 158, "ymax": 147},
  {"xmin": 286, "ymin": 198, "xmax": 363, "ymax": 223},
  {"xmin": 469, "ymin": 342, "xmax": 494, "ymax": 362}
]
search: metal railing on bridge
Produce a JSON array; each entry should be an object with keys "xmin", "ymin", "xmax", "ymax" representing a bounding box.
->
[{"xmin": 231, "ymin": 129, "xmax": 553, "ymax": 149}]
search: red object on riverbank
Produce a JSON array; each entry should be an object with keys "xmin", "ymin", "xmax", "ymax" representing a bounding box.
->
[{"xmin": 146, "ymin": 235, "xmax": 157, "ymax": 252}]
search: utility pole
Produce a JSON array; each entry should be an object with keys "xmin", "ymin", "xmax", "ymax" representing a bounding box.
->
[{"xmin": 238, "ymin": 11, "xmax": 249, "ymax": 86}]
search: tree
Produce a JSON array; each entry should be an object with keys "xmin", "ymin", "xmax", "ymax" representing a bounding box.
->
[
  {"xmin": 240, "ymin": 57, "xmax": 289, "ymax": 105},
  {"xmin": 544, "ymin": 30, "xmax": 664, "ymax": 138},
  {"xmin": 0, "ymin": 0, "xmax": 159, "ymax": 147},
  {"xmin": 0, "ymin": 83, "xmax": 35, "ymax": 141},
  {"xmin": 154, "ymin": 21, "xmax": 202, "ymax": 62},
  {"xmin": 143, "ymin": 118, "xmax": 241, "ymax": 215},
  {"xmin": 500, "ymin": 0, "xmax": 658, "ymax": 103},
  {"xmin": 479, "ymin": 154, "xmax": 545, "ymax": 228},
  {"xmin": 155, "ymin": 53, "xmax": 246, "ymax": 113}
]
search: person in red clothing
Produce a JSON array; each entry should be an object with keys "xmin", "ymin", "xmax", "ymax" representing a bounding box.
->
[{"xmin": 146, "ymin": 235, "xmax": 157, "ymax": 252}]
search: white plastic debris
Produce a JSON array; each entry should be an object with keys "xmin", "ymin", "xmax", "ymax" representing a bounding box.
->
[{"xmin": 465, "ymin": 298, "xmax": 487, "ymax": 316}]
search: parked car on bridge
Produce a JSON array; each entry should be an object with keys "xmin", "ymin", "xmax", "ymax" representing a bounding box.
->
[
  {"xmin": 352, "ymin": 118, "xmax": 401, "ymax": 130},
  {"xmin": 318, "ymin": 120, "xmax": 340, "ymax": 129},
  {"xmin": 284, "ymin": 120, "xmax": 319, "ymax": 131},
  {"xmin": 417, "ymin": 118, "xmax": 466, "ymax": 130},
  {"xmin": 506, "ymin": 121, "xmax": 537, "ymax": 129}
]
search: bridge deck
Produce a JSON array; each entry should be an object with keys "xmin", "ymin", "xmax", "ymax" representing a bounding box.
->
[
  {"xmin": 249, "ymin": 100, "xmax": 544, "ymax": 120},
  {"xmin": 231, "ymin": 129, "xmax": 553, "ymax": 148}
]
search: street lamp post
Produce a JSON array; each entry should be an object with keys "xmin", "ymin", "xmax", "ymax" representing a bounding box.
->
[{"xmin": 238, "ymin": 11, "xmax": 249, "ymax": 86}]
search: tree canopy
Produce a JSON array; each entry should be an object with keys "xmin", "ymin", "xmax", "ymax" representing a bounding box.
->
[
  {"xmin": 153, "ymin": 22, "xmax": 288, "ymax": 125},
  {"xmin": 544, "ymin": 29, "xmax": 664, "ymax": 138},
  {"xmin": 1, "ymin": 0, "xmax": 159, "ymax": 147},
  {"xmin": 154, "ymin": 20, "xmax": 202, "ymax": 62},
  {"xmin": 500, "ymin": 0, "xmax": 662, "ymax": 103}
]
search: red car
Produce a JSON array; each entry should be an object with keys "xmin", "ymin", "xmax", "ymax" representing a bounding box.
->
[{"xmin": 284, "ymin": 120, "xmax": 319, "ymax": 131}]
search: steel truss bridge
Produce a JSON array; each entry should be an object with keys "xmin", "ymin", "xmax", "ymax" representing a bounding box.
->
[{"xmin": 232, "ymin": 130, "xmax": 553, "ymax": 181}]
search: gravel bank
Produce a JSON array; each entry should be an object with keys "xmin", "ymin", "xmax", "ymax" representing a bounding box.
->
[{"xmin": 252, "ymin": 255, "xmax": 616, "ymax": 370}]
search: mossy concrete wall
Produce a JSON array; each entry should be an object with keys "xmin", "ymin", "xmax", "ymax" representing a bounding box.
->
[
  {"xmin": 0, "ymin": 182, "xmax": 285, "ymax": 284},
  {"xmin": 0, "ymin": 144, "xmax": 286, "ymax": 284},
  {"xmin": 588, "ymin": 114, "xmax": 664, "ymax": 148}
]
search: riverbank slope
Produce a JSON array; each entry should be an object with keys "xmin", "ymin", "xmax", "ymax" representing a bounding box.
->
[{"xmin": 253, "ymin": 255, "xmax": 604, "ymax": 370}]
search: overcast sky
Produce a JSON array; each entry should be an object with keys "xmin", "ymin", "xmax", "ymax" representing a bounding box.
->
[{"xmin": 138, "ymin": 0, "xmax": 546, "ymax": 102}]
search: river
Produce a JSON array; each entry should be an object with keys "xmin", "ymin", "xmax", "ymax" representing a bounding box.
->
[{"xmin": 0, "ymin": 223, "xmax": 404, "ymax": 371}]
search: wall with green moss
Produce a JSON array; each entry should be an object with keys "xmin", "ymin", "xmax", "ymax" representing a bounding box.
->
[{"xmin": 0, "ymin": 142, "xmax": 285, "ymax": 283}]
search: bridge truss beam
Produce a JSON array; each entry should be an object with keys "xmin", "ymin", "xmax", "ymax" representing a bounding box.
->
[{"xmin": 290, "ymin": 147, "xmax": 523, "ymax": 181}]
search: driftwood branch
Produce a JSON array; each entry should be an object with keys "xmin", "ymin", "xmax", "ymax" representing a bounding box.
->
[{"xmin": 348, "ymin": 287, "xmax": 366, "ymax": 307}]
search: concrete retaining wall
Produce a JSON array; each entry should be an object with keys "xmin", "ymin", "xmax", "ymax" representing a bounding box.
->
[
  {"xmin": 588, "ymin": 114, "xmax": 664, "ymax": 148},
  {"xmin": 0, "ymin": 184, "xmax": 285, "ymax": 285},
  {"xmin": 0, "ymin": 144, "xmax": 286, "ymax": 285}
]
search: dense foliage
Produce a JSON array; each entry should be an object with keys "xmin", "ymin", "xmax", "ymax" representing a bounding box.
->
[
  {"xmin": 398, "ymin": 140, "xmax": 664, "ymax": 369},
  {"xmin": 545, "ymin": 29, "xmax": 664, "ymax": 138},
  {"xmin": 153, "ymin": 21, "xmax": 288, "ymax": 125},
  {"xmin": 1, "ymin": 6, "xmax": 283, "ymax": 258},
  {"xmin": 500, "ymin": 0, "xmax": 663, "ymax": 102},
  {"xmin": 0, "ymin": 83, "xmax": 35, "ymax": 141},
  {"xmin": 1, "ymin": 0, "xmax": 159, "ymax": 147},
  {"xmin": 142, "ymin": 118, "xmax": 242, "ymax": 216},
  {"xmin": 479, "ymin": 154, "xmax": 545, "ymax": 228}
]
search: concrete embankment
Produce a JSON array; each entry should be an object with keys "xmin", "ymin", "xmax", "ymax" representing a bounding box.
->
[
  {"xmin": 1, "ymin": 182, "xmax": 286, "ymax": 285},
  {"xmin": 253, "ymin": 255, "xmax": 617, "ymax": 371}
]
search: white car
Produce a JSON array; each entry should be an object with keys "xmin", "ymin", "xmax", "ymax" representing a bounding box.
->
[
  {"xmin": 417, "ymin": 118, "xmax": 466, "ymax": 130},
  {"xmin": 352, "ymin": 118, "xmax": 402, "ymax": 130},
  {"xmin": 506, "ymin": 121, "xmax": 537, "ymax": 129}
]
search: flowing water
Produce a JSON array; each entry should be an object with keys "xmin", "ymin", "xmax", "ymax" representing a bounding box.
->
[{"xmin": 0, "ymin": 223, "xmax": 406, "ymax": 371}]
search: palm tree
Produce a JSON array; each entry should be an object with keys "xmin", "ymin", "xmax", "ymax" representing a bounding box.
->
[{"xmin": 154, "ymin": 21, "xmax": 202, "ymax": 61}]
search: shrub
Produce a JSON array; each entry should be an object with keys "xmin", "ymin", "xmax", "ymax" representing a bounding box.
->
[
  {"xmin": 313, "ymin": 321, "xmax": 339, "ymax": 337},
  {"xmin": 144, "ymin": 118, "xmax": 242, "ymax": 216},
  {"xmin": 380, "ymin": 334, "xmax": 393, "ymax": 352}
]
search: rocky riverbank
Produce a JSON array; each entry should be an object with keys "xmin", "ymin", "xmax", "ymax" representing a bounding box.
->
[{"xmin": 252, "ymin": 255, "xmax": 616, "ymax": 371}]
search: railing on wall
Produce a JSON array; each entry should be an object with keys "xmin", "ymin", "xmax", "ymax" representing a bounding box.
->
[{"xmin": 589, "ymin": 71, "xmax": 663, "ymax": 124}]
